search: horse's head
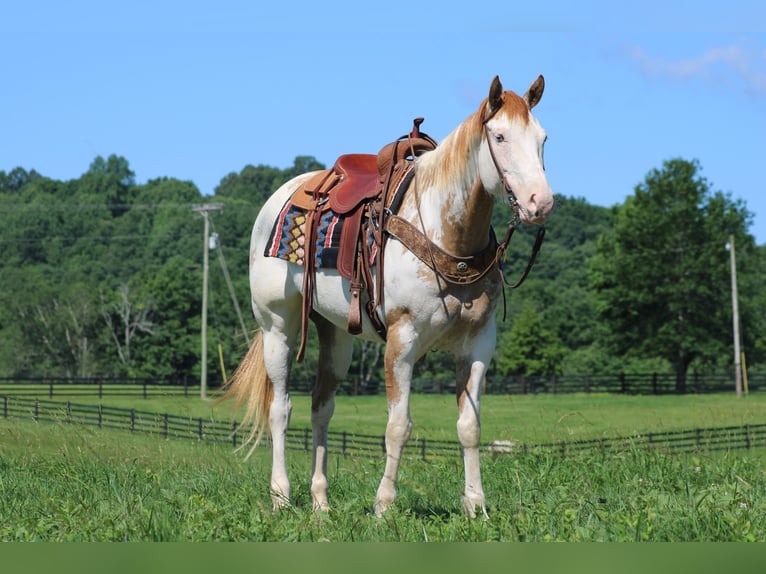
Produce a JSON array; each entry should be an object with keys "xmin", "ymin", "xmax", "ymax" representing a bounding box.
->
[{"xmin": 479, "ymin": 75, "xmax": 555, "ymax": 225}]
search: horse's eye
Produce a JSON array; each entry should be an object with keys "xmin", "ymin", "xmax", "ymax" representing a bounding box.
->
[{"xmin": 494, "ymin": 133, "xmax": 505, "ymax": 143}]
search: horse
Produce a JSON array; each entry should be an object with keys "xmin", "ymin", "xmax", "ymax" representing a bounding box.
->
[{"xmin": 224, "ymin": 74, "xmax": 555, "ymax": 517}]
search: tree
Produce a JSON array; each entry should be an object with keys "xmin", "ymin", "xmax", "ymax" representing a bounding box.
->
[
  {"xmin": 86, "ymin": 154, "xmax": 135, "ymax": 187},
  {"xmin": 17, "ymin": 292, "xmax": 100, "ymax": 378},
  {"xmin": 0, "ymin": 167, "xmax": 41, "ymax": 193},
  {"xmin": 100, "ymin": 282, "xmax": 156, "ymax": 375},
  {"xmin": 589, "ymin": 158, "xmax": 754, "ymax": 392},
  {"xmin": 495, "ymin": 301, "xmax": 565, "ymax": 377},
  {"xmin": 351, "ymin": 340, "xmax": 384, "ymax": 394},
  {"xmin": 214, "ymin": 157, "xmax": 324, "ymax": 205}
]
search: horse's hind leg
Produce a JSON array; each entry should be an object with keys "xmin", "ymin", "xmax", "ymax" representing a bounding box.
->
[
  {"xmin": 260, "ymin": 326, "xmax": 296, "ymax": 511},
  {"xmin": 310, "ymin": 316, "xmax": 354, "ymax": 511}
]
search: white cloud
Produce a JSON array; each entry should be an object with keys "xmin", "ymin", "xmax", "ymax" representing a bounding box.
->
[{"xmin": 629, "ymin": 38, "xmax": 766, "ymax": 98}]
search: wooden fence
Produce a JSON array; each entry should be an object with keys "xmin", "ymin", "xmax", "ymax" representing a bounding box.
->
[
  {"xmin": 3, "ymin": 395, "xmax": 765, "ymax": 460},
  {"xmin": 1, "ymin": 372, "xmax": 763, "ymax": 398},
  {"xmin": 413, "ymin": 372, "xmax": 765, "ymax": 396},
  {"xmin": 0, "ymin": 376, "xmax": 194, "ymax": 399}
]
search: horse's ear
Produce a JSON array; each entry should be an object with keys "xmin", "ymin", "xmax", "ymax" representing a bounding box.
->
[
  {"xmin": 524, "ymin": 75, "xmax": 545, "ymax": 109},
  {"xmin": 487, "ymin": 75, "xmax": 503, "ymax": 116}
]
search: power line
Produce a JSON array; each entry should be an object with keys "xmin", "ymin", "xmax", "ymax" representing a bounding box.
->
[
  {"xmin": 0, "ymin": 202, "xmax": 198, "ymax": 213},
  {"xmin": 0, "ymin": 233, "xmax": 200, "ymax": 245}
]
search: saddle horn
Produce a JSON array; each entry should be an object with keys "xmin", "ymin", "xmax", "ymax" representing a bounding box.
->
[{"xmin": 376, "ymin": 117, "xmax": 438, "ymax": 177}]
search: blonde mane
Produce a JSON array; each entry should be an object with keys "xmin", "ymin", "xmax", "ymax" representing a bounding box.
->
[
  {"xmin": 416, "ymin": 107, "xmax": 483, "ymax": 192},
  {"xmin": 416, "ymin": 91, "xmax": 531, "ymax": 193}
]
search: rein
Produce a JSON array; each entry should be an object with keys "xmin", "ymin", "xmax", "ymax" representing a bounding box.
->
[{"xmin": 496, "ymin": 223, "xmax": 546, "ymax": 289}]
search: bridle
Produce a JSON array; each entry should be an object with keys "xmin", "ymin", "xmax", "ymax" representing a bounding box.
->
[
  {"xmin": 482, "ymin": 105, "xmax": 523, "ymax": 218},
  {"xmin": 481, "ymin": 105, "xmax": 546, "ymax": 292},
  {"xmin": 385, "ymin": 105, "xmax": 547, "ymax": 326}
]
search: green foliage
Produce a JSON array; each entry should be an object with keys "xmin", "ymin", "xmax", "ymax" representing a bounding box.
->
[
  {"xmin": 0, "ymin": 153, "xmax": 763, "ymax": 383},
  {"xmin": 489, "ymin": 195, "xmax": 615, "ymax": 376},
  {"xmin": 495, "ymin": 301, "xmax": 565, "ymax": 376},
  {"xmin": 589, "ymin": 158, "xmax": 761, "ymax": 390}
]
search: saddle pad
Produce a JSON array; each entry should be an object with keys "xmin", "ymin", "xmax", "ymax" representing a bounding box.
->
[{"xmin": 265, "ymin": 200, "xmax": 377, "ymax": 273}]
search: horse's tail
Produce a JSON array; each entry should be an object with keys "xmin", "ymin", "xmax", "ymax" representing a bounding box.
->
[{"xmin": 219, "ymin": 330, "xmax": 273, "ymax": 458}]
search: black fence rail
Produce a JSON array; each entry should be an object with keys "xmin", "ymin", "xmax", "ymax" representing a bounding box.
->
[
  {"xmin": 431, "ymin": 372, "xmax": 764, "ymax": 396},
  {"xmin": 1, "ymin": 372, "xmax": 764, "ymax": 398},
  {"xmin": 0, "ymin": 376, "xmax": 195, "ymax": 399},
  {"xmin": 1, "ymin": 395, "xmax": 238, "ymax": 444},
  {"xmin": 528, "ymin": 424, "xmax": 766, "ymax": 456},
  {"xmin": 3, "ymin": 395, "xmax": 765, "ymax": 460}
]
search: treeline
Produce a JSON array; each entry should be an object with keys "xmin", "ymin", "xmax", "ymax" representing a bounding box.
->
[{"xmin": 1, "ymin": 154, "xmax": 764, "ymax": 391}]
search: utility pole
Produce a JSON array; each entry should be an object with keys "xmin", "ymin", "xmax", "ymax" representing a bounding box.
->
[
  {"xmin": 212, "ymin": 231, "xmax": 251, "ymax": 346},
  {"xmin": 726, "ymin": 235, "xmax": 742, "ymax": 397},
  {"xmin": 193, "ymin": 203, "xmax": 224, "ymax": 400}
]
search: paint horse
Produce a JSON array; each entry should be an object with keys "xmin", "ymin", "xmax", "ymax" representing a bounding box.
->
[{"xmin": 224, "ymin": 75, "xmax": 555, "ymax": 517}]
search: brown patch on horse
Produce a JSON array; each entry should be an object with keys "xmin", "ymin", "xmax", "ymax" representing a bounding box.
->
[
  {"xmin": 495, "ymin": 90, "xmax": 532, "ymax": 124},
  {"xmin": 455, "ymin": 360, "xmax": 473, "ymax": 411},
  {"xmin": 439, "ymin": 177, "xmax": 495, "ymax": 257},
  {"xmin": 443, "ymin": 283, "xmax": 501, "ymax": 344},
  {"xmin": 312, "ymin": 368, "xmax": 338, "ymax": 413},
  {"xmin": 383, "ymin": 308, "xmax": 413, "ymax": 405}
]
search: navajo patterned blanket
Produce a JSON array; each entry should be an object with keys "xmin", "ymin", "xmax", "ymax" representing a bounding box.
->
[{"xmin": 265, "ymin": 200, "xmax": 377, "ymax": 271}]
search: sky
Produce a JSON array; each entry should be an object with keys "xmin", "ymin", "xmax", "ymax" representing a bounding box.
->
[{"xmin": 2, "ymin": 1, "xmax": 766, "ymax": 244}]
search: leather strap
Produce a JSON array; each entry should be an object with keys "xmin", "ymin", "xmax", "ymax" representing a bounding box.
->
[
  {"xmin": 385, "ymin": 215, "xmax": 501, "ymax": 285},
  {"xmin": 297, "ymin": 208, "xmax": 320, "ymax": 362}
]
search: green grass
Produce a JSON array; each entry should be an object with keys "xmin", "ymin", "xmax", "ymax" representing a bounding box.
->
[{"xmin": 2, "ymin": 409, "xmax": 766, "ymax": 541}]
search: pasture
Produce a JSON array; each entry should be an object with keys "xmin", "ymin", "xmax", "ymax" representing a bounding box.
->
[
  {"xmin": 12, "ymin": 389, "xmax": 766, "ymax": 444},
  {"xmin": 1, "ymin": 392, "xmax": 765, "ymax": 541}
]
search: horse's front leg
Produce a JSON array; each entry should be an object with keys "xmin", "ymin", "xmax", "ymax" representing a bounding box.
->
[
  {"xmin": 455, "ymin": 334, "xmax": 495, "ymax": 518},
  {"xmin": 374, "ymin": 322, "xmax": 416, "ymax": 516}
]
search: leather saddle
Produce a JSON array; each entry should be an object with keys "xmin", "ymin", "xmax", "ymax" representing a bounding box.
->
[
  {"xmin": 287, "ymin": 118, "xmax": 437, "ymax": 360},
  {"xmin": 291, "ymin": 116, "xmax": 438, "ymax": 215},
  {"xmin": 291, "ymin": 154, "xmax": 379, "ymax": 215}
]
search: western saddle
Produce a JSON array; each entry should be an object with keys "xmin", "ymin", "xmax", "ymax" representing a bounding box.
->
[{"xmin": 289, "ymin": 118, "xmax": 438, "ymax": 361}]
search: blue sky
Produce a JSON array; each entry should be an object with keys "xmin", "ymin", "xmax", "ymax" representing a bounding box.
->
[{"xmin": 3, "ymin": 1, "xmax": 766, "ymax": 243}]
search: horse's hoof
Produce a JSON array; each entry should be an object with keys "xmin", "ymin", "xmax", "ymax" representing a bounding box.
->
[
  {"xmin": 462, "ymin": 495, "xmax": 489, "ymax": 519},
  {"xmin": 271, "ymin": 491, "xmax": 291, "ymax": 512},
  {"xmin": 373, "ymin": 499, "xmax": 393, "ymax": 517}
]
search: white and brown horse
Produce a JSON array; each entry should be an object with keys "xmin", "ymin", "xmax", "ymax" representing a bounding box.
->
[{"xmin": 225, "ymin": 75, "xmax": 555, "ymax": 517}]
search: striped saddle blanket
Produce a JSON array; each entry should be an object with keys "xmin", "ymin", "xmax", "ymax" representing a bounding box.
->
[{"xmin": 264, "ymin": 200, "xmax": 377, "ymax": 272}]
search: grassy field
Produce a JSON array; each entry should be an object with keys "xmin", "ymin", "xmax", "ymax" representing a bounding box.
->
[
  {"xmin": 12, "ymin": 389, "xmax": 766, "ymax": 445},
  {"xmin": 1, "ymin": 392, "xmax": 765, "ymax": 541}
]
